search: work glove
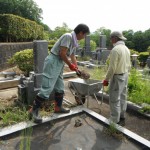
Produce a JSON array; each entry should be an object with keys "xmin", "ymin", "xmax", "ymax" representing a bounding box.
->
[
  {"xmin": 69, "ymin": 63, "xmax": 78, "ymax": 71},
  {"xmin": 103, "ymin": 80, "xmax": 109, "ymax": 86}
]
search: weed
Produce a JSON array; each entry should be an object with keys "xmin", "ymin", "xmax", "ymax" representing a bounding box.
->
[
  {"xmin": 140, "ymin": 105, "xmax": 150, "ymax": 114},
  {"xmin": 104, "ymin": 122, "xmax": 125, "ymax": 141},
  {"xmin": 19, "ymin": 127, "xmax": 33, "ymax": 150}
]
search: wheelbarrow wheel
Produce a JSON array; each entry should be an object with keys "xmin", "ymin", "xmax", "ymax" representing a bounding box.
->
[{"xmin": 75, "ymin": 93, "xmax": 86, "ymax": 105}]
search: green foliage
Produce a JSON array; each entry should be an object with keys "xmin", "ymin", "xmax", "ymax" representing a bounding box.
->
[
  {"xmin": 90, "ymin": 40, "xmax": 97, "ymax": 51},
  {"xmin": 78, "ymin": 39, "xmax": 84, "ymax": 48},
  {"xmin": 138, "ymin": 52, "xmax": 149, "ymax": 63},
  {"xmin": 90, "ymin": 27, "xmax": 111, "ymax": 48},
  {"xmin": 147, "ymin": 46, "xmax": 150, "ymax": 55},
  {"xmin": 128, "ymin": 69, "xmax": 150, "ymax": 104},
  {"xmin": 0, "ymin": 107, "xmax": 28, "ymax": 127},
  {"xmin": 129, "ymin": 49, "xmax": 139, "ymax": 55},
  {"xmin": 20, "ymin": 127, "xmax": 33, "ymax": 150},
  {"xmin": 0, "ymin": 14, "xmax": 45, "ymax": 42},
  {"xmin": 49, "ymin": 39, "xmax": 57, "ymax": 45},
  {"xmin": 49, "ymin": 23, "xmax": 72, "ymax": 39},
  {"xmin": 123, "ymin": 30, "xmax": 135, "ymax": 49},
  {"xmin": 78, "ymin": 39, "xmax": 96, "ymax": 51},
  {"xmin": 8, "ymin": 49, "xmax": 33, "ymax": 76},
  {"xmin": 0, "ymin": 0, "xmax": 43, "ymax": 23},
  {"xmin": 129, "ymin": 49, "xmax": 149, "ymax": 64},
  {"xmin": 48, "ymin": 39, "xmax": 57, "ymax": 51},
  {"xmin": 140, "ymin": 105, "xmax": 150, "ymax": 114}
]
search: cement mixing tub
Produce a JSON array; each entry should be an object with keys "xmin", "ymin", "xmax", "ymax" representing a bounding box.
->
[{"xmin": 68, "ymin": 78, "xmax": 103, "ymax": 108}]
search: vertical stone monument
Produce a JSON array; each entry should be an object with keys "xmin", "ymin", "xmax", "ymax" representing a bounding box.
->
[
  {"xmin": 33, "ymin": 40, "xmax": 48, "ymax": 88},
  {"xmin": 84, "ymin": 35, "xmax": 91, "ymax": 56},
  {"xmin": 97, "ymin": 35, "xmax": 110, "ymax": 65},
  {"xmin": 18, "ymin": 40, "xmax": 48, "ymax": 105},
  {"xmin": 99, "ymin": 35, "xmax": 106, "ymax": 49}
]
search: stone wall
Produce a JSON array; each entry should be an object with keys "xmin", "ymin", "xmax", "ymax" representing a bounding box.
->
[{"xmin": 0, "ymin": 42, "xmax": 33, "ymax": 71}]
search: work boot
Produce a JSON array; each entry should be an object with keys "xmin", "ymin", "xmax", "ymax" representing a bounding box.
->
[
  {"xmin": 117, "ymin": 118, "xmax": 125, "ymax": 126},
  {"xmin": 54, "ymin": 103, "xmax": 70, "ymax": 113},
  {"xmin": 28, "ymin": 95, "xmax": 44, "ymax": 123},
  {"xmin": 54, "ymin": 92, "xmax": 70, "ymax": 113}
]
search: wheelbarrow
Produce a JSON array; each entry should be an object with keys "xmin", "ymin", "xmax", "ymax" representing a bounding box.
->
[{"xmin": 68, "ymin": 78, "xmax": 104, "ymax": 109}]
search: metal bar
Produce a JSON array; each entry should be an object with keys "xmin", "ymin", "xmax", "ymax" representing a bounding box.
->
[{"xmin": 63, "ymin": 98, "xmax": 76, "ymax": 107}]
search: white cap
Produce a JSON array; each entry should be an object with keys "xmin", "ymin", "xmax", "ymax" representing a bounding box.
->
[{"xmin": 110, "ymin": 31, "xmax": 127, "ymax": 40}]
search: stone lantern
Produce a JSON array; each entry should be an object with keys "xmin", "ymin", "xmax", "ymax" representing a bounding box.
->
[{"xmin": 131, "ymin": 54, "xmax": 139, "ymax": 68}]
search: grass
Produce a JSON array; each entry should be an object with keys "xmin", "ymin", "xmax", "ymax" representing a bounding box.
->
[
  {"xmin": 19, "ymin": 127, "xmax": 33, "ymax": 150},
  {"xmin": 0, "ymin": 106, "xmax": 28, "ymax": 127}
]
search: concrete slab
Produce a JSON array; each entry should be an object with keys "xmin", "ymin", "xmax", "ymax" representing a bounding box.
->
[{"xmin": 0, "ymin": 107, "xmax": 149, "ymax": 150}]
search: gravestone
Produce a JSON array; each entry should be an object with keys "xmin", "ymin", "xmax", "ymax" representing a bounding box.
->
[
  {"xmin": 99, "ymin": 35, "xmax": 106, "ymax": 49},
  {"xmin": 101, "ymin": 50, "xmax": 110, "ymax": 64},
  {"xmin": 18, "ymin": 40, "xmax": 48, "ymax": 104},
  {"xmin": 84, "ymin": 35, "xmax": 91, "ymax": 56},
  {"xmin": 96, "ymin": 35, "xmax": 109, "ymax": 65},
  {"xmin": 33, "ymin": 40, "xmax": 48, "ymax": 88}
]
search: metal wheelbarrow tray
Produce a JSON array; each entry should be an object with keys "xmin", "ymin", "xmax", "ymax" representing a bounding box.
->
[
  {"xmin": 68, "ymin": 78, "xmax": 102, "ymax": 96},
  {"xmin": 68, "ymin": 78, "xmax": 103, "ymax": 107}
]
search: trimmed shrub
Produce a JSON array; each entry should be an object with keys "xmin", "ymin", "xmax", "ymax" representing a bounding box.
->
[{"xmin": 8, "ymin": 49, "xmax": 33, "ymax": 76}]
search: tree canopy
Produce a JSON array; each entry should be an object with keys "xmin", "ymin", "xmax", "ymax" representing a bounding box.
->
[{"xmin": 0, "ymin": 0, "xmax": 42, "ymax": 23}]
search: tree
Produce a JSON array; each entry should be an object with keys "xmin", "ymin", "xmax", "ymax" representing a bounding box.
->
[
  {"xmin": 123, "ymin": 30, "xmax": 135, "ymax": 49},
  {"xmin": 49, "ymin": 23, "xmax": 72, "ymax": 39},
  {"xmin": 133, "ymin": 31, "xmax": 145, "ymax": 52},
  {"xmin": 143, "ymin": 29, "xmax": 150, "ymax": 51},
  {"xmin": 0, "ymin": 0, "xmax": 43, "ymax": 23},
  {"xmin": 90, "ymin": 27, "xmax": 111, "ymax": 48},
  {"xmin": 78, "ymin": 39, "xmax": 96, "ymax": 51}
]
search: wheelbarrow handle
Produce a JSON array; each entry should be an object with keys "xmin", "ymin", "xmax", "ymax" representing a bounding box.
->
[{"xmin": 68, "ymin": 82, "xmax": 76, "ymax": 96}]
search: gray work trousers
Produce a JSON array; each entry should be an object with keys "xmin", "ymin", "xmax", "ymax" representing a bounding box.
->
[
  {"xmin": 109, "ymin": 73, "xmax": 128, "ymax": 123},
  {"xmin": 38, "ymin": 54, "xmax": 65, "ymax": 100}
]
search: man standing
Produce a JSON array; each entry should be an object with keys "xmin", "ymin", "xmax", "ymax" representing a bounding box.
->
[
  {"xmin": 103, "ymin": 31, "xmax": 131, "ymax": 125},
  {"xmin": 29, "ymin": 24, "xmax": 90, "ymax": 123}
]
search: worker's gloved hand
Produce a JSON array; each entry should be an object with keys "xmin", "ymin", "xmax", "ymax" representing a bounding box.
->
[
  {"xmin": 69, "ymin": 63, "xmax": 78, "ymax": 71},
  {"xmin": 103, "ymin": 80, "xmax": 109, "ymax": 86}
]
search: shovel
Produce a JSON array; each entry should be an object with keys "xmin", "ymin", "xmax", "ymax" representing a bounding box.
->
[{"xmin": 76, "ymin": 69, "xmax": 90, "ymax": 79}]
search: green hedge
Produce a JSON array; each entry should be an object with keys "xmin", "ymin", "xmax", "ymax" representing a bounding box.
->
[
  {"xmin": 0, "ymin": 14, "xmax": 45, "ymax": 42},
  {"xmin": 138, "ymin": 52, "xmax": 149, "ymax": 63}
]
